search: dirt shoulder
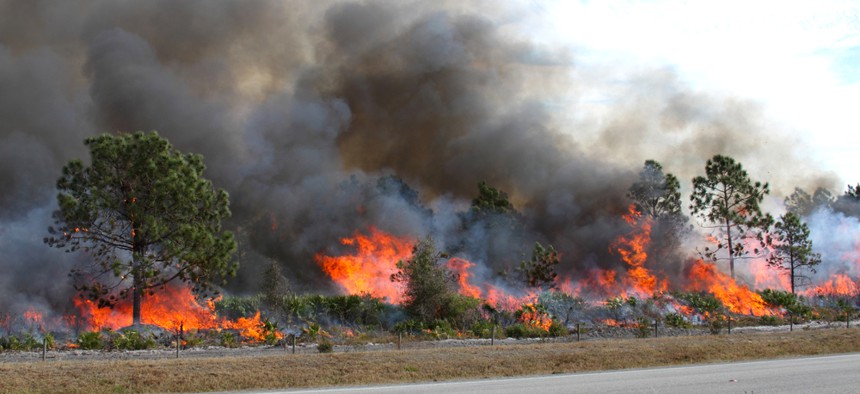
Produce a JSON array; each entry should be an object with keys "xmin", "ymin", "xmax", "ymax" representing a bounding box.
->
[{"xmin": 1, "ymin": 326, "xmax": 859, "ymax": 393}]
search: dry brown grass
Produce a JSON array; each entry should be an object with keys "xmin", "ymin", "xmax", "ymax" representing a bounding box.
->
[{"xmin": 2, "ymin": 328, "xmax": 859, "ymax": 393}]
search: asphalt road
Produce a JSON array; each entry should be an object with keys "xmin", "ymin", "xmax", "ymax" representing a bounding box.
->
[{"xmin": 274, "ymin": 353, "xmax": 860, "ymax": 394}]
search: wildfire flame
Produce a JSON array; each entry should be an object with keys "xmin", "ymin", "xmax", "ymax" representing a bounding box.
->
[
  {"xmin": 72, "ymin": 286, "xmax": 281, "ymax": 342},
  {"xmin": 804, "ymin": 273, "xmax": 859, "ymax": 298},
  {"xmin": 685, "ymin": 260, "xmax": 774, "ymax": 316},
  {"xmin": 314, "ymin": 227, "xmax": 412, "ymax": 303},
  {"xmin": 610, "ymin": 204, "xmax": 667, "ymax": 297}
]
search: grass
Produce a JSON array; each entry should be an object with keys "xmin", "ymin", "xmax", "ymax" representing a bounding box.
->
[{"xmin": 1, "ymin": 328, "xmax": 859, "ymax": 393}]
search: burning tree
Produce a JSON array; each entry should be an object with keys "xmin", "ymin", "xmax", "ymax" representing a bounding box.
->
[
  {"xmin": 765, "ymin": 212, "xmax": 822, "ymax": 294},
  {"xmin": 45, "ymin": 131, "xmax": 237, "ymax": 327},
  {"xmin": 690, "ymin": 155, "xmax": 772, "ymax": 278},
  {"xmin": 627, "ymin": 160, "xmax": 689, "ymax": 271},
  {"xmin": 391, "ymin": 238, "xmax": 454, "ymax": 323}
]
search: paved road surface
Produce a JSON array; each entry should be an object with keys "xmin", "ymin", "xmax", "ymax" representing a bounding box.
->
[{"xmin": 273, "ymin": 353, "xmax": 860, "ymax": 393}]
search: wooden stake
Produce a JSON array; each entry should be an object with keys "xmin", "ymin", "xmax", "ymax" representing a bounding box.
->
[
  {"xmin": 42, "ymin": 337, "xmax": 47, "ymax": 361},
  {"xmin": 491, "ymin": 325, "xmax": 495, "ymax": 346},
  {"xmin": 654, "ymin": 320, "xmax": 658, "ymax": 337},
  {"xmin": 576, "ymin": 323, "xmax": 581, "ymax": 342},
  {"xmin": 397, "ymin": 332, "xmax": 402, "ymax": 350},
  {"xmin": 292, "ymin": 334, "xmax": 296, "ymax": 354}
]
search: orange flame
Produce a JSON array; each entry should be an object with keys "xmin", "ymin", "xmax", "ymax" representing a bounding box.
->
[
  {"xmin": 804, "ymin": 274, "xmax": 859, "ymax": 297},
  {"xmin": 73, "ymin": 286, "xmax": 281, "ymax": 342},
  {"xmin": 446, "ymin": 257, "xmax": 483, "ymax": 299},
  {"xmin": 314, "ymin": 227, "xmax": 412, "ymax": 303},
  {"xmin": 518, "ymin": 303, "xmax": 553, "ymax": 331},
  {"xmin": 685, "ymin": 260, "xmax": 774, "ymax": 316},
  {"xmin": 608, "ymin": 205, "xmax": 667, "ymax": 297}
]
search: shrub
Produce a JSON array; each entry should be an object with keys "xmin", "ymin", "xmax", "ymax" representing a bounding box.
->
[
  {"xmin": 317, "ymin": 340, "xmax": 333, "ymax": 353},
  {"xmin": 78, "ymin": 331, "xmax": 103, "ymax": 350},
  {"xmin": 440, "ymin": 294, "xmax": 483, "ymax": 330},
  {"xmin": 635, "ymin": 316, "xmax": 652, "ymax": 338},
  {"xmin": 470, "ymin": 319, "xmax": 500, "ymax": 339},
  {"xmin": 547, "ymin": 320, "xmax": 567, "ymax": 337},
  {"xmin": 113, "ymin": 330, "xmax": 156, "ymax": 350},
  {"xmin": 505, "ymin": 323, "xmax": 530, "ymax": 339},
  {"xmin": 664, "ymin": 313, "xmax": 692, "ymax": 329},
  {"xmin": 760, "ymin": 315, "xmax": 782, "ymax": 326},
  {"xmin": 220, "ymin": 331, "xmax": 237, "ymax": 348}
]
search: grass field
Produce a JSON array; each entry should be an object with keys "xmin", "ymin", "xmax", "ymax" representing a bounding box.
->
[{"xmin": 1, "ymin": 328, "xmax": 859, "ymax": 393}]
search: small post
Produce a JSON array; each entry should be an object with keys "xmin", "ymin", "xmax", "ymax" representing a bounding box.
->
[
  {"xmin": 576, "ymin": 323, "xmax": 581, "ymax": 342},
  {"xmin": 42, "ymin": 337, "xmax": 47, "ymax": 361},
  {"xmin": 491, "ymin": 324, "xmax": 495, "ymax": 346},
  {"xmin": 847, "ymin": 311, "xmax": 850, "ymax": 329},
  {"xmin": 397, "ymin": 331, "xmax": 402, "ymax": 350},
  {"xmin": 727, "ymin": 315, "xmax": 731, "ymax": 335},
  {"xmin": 292, "ymin": 334, "xmax": 296, "ymax": 354},
  {"xmin": 789, "ymin": 312, "xmax": 793, "ymax": 332},
  {"xmin": 175, "ymin": 334, "xmax": 180, "ymax": 359}
]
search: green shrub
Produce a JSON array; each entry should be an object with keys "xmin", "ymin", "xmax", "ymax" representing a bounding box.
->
[
  {"xmin": 505, "ymin": 323, "xmax": 530, "ymax": 339},
  {"xmin": 664, "ymin": 313, "xmax": 691, "ymax": 329},
  {"xmin": 220, "ymin": 331, "xmax": 237, "ymax": 348},
  {"xmin": 317, "ymin": 340, "xmax": 333, "ymax": 353},
  {"xmin": 470, "ymin": 319, "xmax": 501, "ymax": 339},
  {"xmin": 547, "ymin": 320, "xmax": 567, "ymax": 337},
  {"xmin": 393, "ymin": 320, "xmax": 426, "ymax": 335},
  {"xmin": 759, "ymin": 315, "xmax": 782, "ymax": 326},
  {"xmin": 441, "ymin": 294, "xmax": 483, "ymax": 330},
  {"xmin": 113, "ymin": 330, "xmax": 156, "ymax": 350},
  {"xmin": 78, "ymin": 331, "xmax": 104, "ymax": 350},
  {"xmin": 635, "ymin": 316, "xmax": 652, "ymax": 338},
  {"xmin": 505, "ymin": 323, "xmax": 549, "ymax": 339}
]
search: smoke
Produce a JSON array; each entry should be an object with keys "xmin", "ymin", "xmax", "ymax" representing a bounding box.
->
[{"xmin": 0, "ymin": 0, "xmax": 849, "ymax": 318}]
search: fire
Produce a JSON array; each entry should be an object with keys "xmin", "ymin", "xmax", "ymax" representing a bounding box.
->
[
  {"xmin": 518, "ymin": 303, "xmax": 553, "ymax": 331},
  {"xmin": 74, "ymin": 286, "xmax": 218, "ymax": 331},
  {"xmin": 446, "ymin": 257, "xmax": 483, "ymax": 299},
  {"xmin": 73, "ymin": 285, "xmax": 281, "ymax": 342},
  {"xmin": 314, "ymin": 227, "xmax": 413, "ymax": 303},
  {"xmin": 685, "ymin": 260, "xmax": 774, "ymax": 316},
  {"xmin": 805, "ymin": 274, "xmax": 859, "ymax": 297},
  {"xmin": 606, "ymin": 205, "xmax": 667, "ymax": 298}
]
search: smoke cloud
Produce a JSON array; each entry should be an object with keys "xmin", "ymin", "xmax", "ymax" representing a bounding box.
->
[{"xmin": 0, "ymin": 0, "xmax": 850, "ymax": 318}]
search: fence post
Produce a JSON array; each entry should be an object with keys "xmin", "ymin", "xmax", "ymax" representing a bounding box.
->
[
  {"xmin": 397, "ymin": 331, "xmax": 402, "ymax": 350},
  {"xmin": 576, "ymin": 323, "xmax": 581, "ymax": 342},
  {"xmin": 727, "ymin": 315, "xmax": 731, "ymax": 335},
  {"xmin": 491, "ymin": 325, "xmax": 495, "ymax": 346},
  {"xmin": 42, "ymin": 337, "xmax": 47, "ymax": 361}
]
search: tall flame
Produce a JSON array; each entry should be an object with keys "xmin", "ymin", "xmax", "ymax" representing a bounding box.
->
[
  {"xmin": 685, "ymin": 260, "xmax": 774, "ymax": 316},
  {"xmin": 446, "ymin": 257, "xmax": 483, "ymax": 299},
  {"xmin": 608, "ymin": 204, "xmax": 667, "ymax": 297},
  {"xmin": 314, "ymin": 227, "xmax": 413, "ymax": 304},
  {"xmin": 72, "ymin": 286, "xmax": 281, "ymax": 342},
  {"xmin": 804, "ymin": 273, "xmax": 859, "ymax": 297}
]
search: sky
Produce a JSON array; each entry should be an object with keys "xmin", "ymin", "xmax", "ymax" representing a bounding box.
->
[{"xmin": 529, "ymin": 0, "xmax": 860, "ymax": 187}]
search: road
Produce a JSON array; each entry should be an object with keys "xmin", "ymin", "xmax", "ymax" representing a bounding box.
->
[{"xmin": 274, "ymin": 353, "xmax": 860, "ymax": 394}]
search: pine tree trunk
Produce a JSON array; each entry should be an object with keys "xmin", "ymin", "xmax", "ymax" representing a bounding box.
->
[{"xmin": 725, "ymin": 218, "xmax": 735, "ymax": 279}]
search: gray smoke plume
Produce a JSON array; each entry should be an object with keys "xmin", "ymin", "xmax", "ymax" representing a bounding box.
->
[{"xmin": 0, "ymin": 0, "xmax": 849, "ymax": 322}]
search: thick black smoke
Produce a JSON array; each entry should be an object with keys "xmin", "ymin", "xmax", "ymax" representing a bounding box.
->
[{"xmin": 0, "ymin": 0, "xmax": 841, "ymax": 319}]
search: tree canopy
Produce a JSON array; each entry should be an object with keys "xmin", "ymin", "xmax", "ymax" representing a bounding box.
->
[
  {"xmin": 784, "ymin": 187, "xmax": 835, "ymax": 217},
  {"xmin": 765, "ymin": 212, "xmax": 821, "ymax": 294},
  {"xmin": 391, "ymin": 238, "xmax": 453, "ymax": 322},
  {"xmin": 627, "ymin": 160, "xmax": 683, "ymax": 220},
  {"xmin": 471, "ymin": 181, "xmax": 516, "ymax": 216},
  {"xmin": 518, "ymin": 242, "xmax": 560, "ymax": 290},
  {"xmin": 45, "ymin": 131, "xmax": 237, "ymax": 326},
  {"xmin": 690, "ymin": 155, "xmax": 772, "ymax": 278}
]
